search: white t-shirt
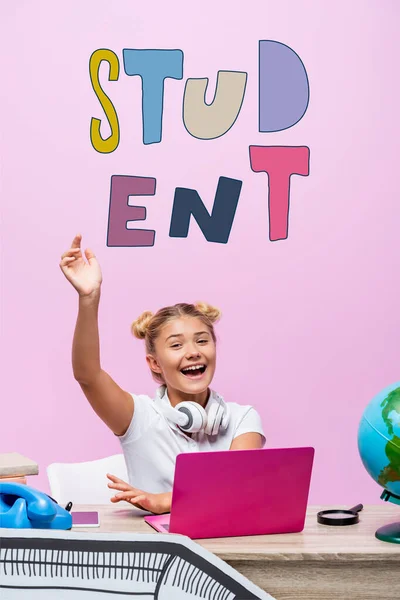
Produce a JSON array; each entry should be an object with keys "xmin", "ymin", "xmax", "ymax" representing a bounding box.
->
[{"xmin": 117, "ymin": 387, "xmax": 266, "ymax": 493}]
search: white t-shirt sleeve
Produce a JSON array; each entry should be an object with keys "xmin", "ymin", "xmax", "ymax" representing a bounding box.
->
[
  {"xmin": 234, "ymin": 406, "xmax": 266, "ymax": 446},
  {"xmin": 117, "ymin": 394, "xmax": 156, "ymax": 444}
]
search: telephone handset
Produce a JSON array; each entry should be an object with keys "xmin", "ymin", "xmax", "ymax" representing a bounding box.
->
[{"xmin": 0, "ymin": 482, "xmax": 72, "ymax": 529}]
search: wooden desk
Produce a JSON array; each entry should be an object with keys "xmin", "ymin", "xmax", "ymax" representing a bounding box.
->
[{"xmin": 73, "ymin": 504, "xmax": 400, "ymax": 599}]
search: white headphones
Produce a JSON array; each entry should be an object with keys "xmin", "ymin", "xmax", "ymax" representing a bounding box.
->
[{"xmin": 155, "ymin": 386, "xmax": 230, "ymax": 436}]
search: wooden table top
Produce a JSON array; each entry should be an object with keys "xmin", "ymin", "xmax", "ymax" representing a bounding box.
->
[{"xmin": 72, "ymin": 504, "xmax": 400, "ymax": 562}]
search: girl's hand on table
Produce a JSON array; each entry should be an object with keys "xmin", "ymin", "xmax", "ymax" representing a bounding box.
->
[{"xmin": 107, "ymin": 473, "xmax": 171, "ymax": 514}]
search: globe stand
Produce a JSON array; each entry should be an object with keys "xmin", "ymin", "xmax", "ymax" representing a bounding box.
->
[
  {"xmin": 375, "ymin": 522, "xmax": 400, "ymax": 544},
  {"xmin": 376, "ymin": 490, "xmax": 400, "ymax": 544}
]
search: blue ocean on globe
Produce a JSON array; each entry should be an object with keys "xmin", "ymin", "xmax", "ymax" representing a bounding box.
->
[{"xmin": 358, "ymin": 382, "xmax": 400, "ymax": 498}]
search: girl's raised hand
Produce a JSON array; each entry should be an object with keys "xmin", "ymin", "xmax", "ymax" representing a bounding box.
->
[
  {"xmin": 59, "ymin": 234, "xmax": 102, "ymax": 297},
  {"xmin": 107, "ymin": 473, "xmax": 172, "ymax": 515}
]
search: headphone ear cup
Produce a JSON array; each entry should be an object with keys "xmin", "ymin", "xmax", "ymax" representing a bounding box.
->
[
  {"xmin": 175, "ymin": 401, "xmax": 207, "ymax": 433},
  {"xmin": 205, "ymin": 401, "xmax": 227, "ymax": 436},
  {"xmin": 220, "ymin": 403, "xmax": 230, "ymax": 431},
  {"xmin": 205, "ymin": 400, "xmax": 230, "ymax": 436}
]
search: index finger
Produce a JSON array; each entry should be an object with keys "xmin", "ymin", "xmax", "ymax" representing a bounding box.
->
[
  {"xmin": 108, "ymin": 481, "xmax": 131, "ymax": 491},
  {"xmin": 71, "ymin": 233, "xmax": 82, "ymax": 249},
  {"xmin": 107, "ymin": 473, "xmax": 127, "ymax": 484}
]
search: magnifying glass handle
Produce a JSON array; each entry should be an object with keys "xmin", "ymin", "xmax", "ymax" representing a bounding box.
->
[{"xmin": 349, "ymin": 504, "xmax": 363, "ymax": 513}]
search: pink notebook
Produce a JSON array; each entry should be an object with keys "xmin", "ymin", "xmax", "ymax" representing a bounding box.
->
[{"xmin": 145, "ymin": 446, "xmax": 314, "ymax": 539}]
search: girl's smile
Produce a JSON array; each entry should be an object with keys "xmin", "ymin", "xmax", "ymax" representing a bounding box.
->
[{"xmin": 180, "ymin": 363, "xmax": 207, "ymax": 380}]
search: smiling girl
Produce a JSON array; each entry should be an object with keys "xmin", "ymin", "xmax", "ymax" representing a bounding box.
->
[{"xmin": 60, "ymin": 234, "xmax": 266, "ymax": 514}]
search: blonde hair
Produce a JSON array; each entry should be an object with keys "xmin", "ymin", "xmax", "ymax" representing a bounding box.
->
[{"xmin": 131, "ymin": 302, "xmax": 221, "ymax": 384}]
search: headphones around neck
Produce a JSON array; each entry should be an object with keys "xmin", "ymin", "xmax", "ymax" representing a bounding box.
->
[{"xmin": 155, "ymin": 387, "xmax": 230, "ymax": 436}]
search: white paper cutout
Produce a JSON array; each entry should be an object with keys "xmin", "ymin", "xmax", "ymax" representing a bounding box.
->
[{"xmin": 0, "ymin": 528, "xmax": 275, "ymax": 599}]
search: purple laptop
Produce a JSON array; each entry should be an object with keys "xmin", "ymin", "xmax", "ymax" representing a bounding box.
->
[{"xmin": 145, "ymin": 446, "xmax": 314, "ymax": 539}]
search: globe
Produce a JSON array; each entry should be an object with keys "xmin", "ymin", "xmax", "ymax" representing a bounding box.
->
[{"xmin": 358, "ymin": 381, "xmax": 400, "ymax": 543}]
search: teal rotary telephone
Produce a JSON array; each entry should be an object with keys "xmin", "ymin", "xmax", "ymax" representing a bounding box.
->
[{"xmin": 0, "ymin": 482, "xmax": 72, "ymax": 529}]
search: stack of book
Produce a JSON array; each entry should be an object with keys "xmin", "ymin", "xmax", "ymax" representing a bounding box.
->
[{"xmin": 0, "ymin": 452, "xmax": 39, "ymax": 485}]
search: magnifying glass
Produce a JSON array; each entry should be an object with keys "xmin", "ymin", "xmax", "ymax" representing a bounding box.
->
[{"xmin": 317, "ymin": 503, "xmax": 363, "ymax": 526}]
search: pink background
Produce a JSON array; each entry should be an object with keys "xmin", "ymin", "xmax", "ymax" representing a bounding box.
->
[{"xmin": 1, "ymin": 0, "xmax": 399, "ymax": 505}]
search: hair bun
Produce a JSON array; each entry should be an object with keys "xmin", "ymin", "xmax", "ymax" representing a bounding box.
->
[
  {"xmin": 131, "ymin": 311, "xmax": 154, "ymax": 339},
  {"xmin": 194, "ymin": 301, "xmax": 221, "ymax": 323}
]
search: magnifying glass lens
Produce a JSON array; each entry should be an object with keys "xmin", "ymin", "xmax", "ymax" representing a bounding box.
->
[
  {"xmin": 324, "ymin": 511, "xmax": 354, "ymax": 519},
  {"xmin": 317, "ymin": 505, "xmax": 363, "ymax": 526}
]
